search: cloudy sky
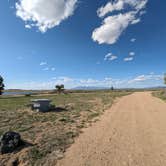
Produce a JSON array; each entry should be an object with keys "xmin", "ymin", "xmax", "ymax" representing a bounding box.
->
[{"xmin": 0, "ymin": 0, "xmax": 165, "ymax": 89}]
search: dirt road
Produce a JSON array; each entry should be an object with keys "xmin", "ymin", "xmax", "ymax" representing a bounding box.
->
[{"xmin": 57, "ymin": 92, "xmax": 166, "ymax": 166}]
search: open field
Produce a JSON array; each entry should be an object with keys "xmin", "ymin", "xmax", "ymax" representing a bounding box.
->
[{"xmin": 0, "ymin": 90, "xmax": 131, "ymax": 166}]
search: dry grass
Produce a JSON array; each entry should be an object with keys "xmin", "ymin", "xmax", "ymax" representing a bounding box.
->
[
  {"xmin": 152, "ymin": 90, "xmax": 166, "ymax": 101},
  {"xmin": 0, "ymin": 90, "xmax": 131, "ymax": 166}
]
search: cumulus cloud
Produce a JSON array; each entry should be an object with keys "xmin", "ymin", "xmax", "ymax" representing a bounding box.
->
[
  {"xmin": 123, "ymin": 52, "xmax": 135, "ymax": 61},
  {"xmin": 129, "ymin": 52, "xmax": 135, "ymax": 56},
  {"xmin": 40, "ymin": 62, "xmax": 47, "ymax": 66},
  {"xmin": 25, "ymin": 24, "xmax": 31, "ymax": 29},
  {"xmin": 104, "ymin": 53, "xmax": 118, "ymax": 61},
  {"xmin": 130, "ymin": 75, "xmax": 147, "ymax": 82},
  {"xmin": 124, "ymin": 57, "xmax": 134, "ymax": 61},
  {"xmin": 16, "ymin": 0, "xmax": 78, "ymax": 32},
  {"xmin": 92, "ymin": 0, "xmax": 148, "ymax": 45},
  {"xmin": 57, "ymin": 76, "xmax": 74, "ymax": 83},
  {"xmin": 7, "ymin": 73, "xmax": 164, "ymax": 90},
  {"xmin": 92, "ymin": 12, "xmax": 137, "ymax": 45},
  {"xmin": 130, "ymin": 38, "xmax": 136, "ymax": 42},
  {"xmin": 110, "ymin": 55, "xmax": 118, "ymax": 61},
  {"xmin": 40, "ymin": 61, "xmax": 55, "ymax": 71},
  {"xmin": 97, "ymin": 0, "xmax": 147, "ymax": 18},
  {"xmin": 104, "ymin": 53, "xmax": 112, "ymax": 60},
  {"xmin": 128, "ymin": 74, "xmax": 163, "ymax": 83},
  {"xmin": 97, "ymin": 0, "xmax": 124, "ymax": 17}
]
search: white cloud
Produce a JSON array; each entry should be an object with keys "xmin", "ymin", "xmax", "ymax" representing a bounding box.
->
[
  {"xmin": 104, "ymin": 53, "xmax": 118, "ymax": 61},
  {"xmin": 128, "ymin": 74, "xmax": 163, "ymax": 83},
  {"xmin": 110, "ymin": 55, "xmax": 118, "ymax": 61},
  {"xmin": 124, "ymin": 57, "xmax": 134, "ymax": 61},
  {"xmin": 92, "ymin": 12, "xmax": 136, "ymax": 45},
  {"xmin": 97, "ymin": 0, "xmax": 124, "ymax": 17},
  {"xmin": 130, "ymin": 38, "xmax": 136, "ymax": 42},
  {"xmin": 6, "ymin": 73, "xmax": 164, "ymax": 90},
  {"xmin": 130, "ymin": 75, "xmax": 147, "ymax": 82},
  {"xmin": 40, "ymin": 62, "xmax": 47, "ymax": 66},
  {"xmin": 40, "ymin": 62, "xmax": 55, "ymax": 71},
  {"xmin": 16, "ymin": 0, "xmax": 78, "ymax": 33},
  {"xmin": 104, "ymin": 53, "xmax": 112, "ymax": 60},
  {"xmin": 57, "ymin": 76, "xmax": 74, "ymax": 83},
  {"xmin": 97, "ymin": 0, "xmax": 148, "ymax": 18},
  {"xmin": 92, "ymin": 0, "xmax": 148, "ymax": 45},
  {"xmin": 140, "ymin": 10, "xmax": 146, "ymax": 16},
  {"xmin": 25, "ymin": 24, "xmax": 31, "ymax": 29},
  {"xmin": 129, "ymin": 52, "xmax": 135, "ymax": 56},
  {"xmin": 131, "ymin": 18, "xmax": 141, "ymax": 24}
]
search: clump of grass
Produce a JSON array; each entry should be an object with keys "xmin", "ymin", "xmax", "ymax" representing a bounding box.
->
[
  {"xmin": 153, "ymin": 90, "xmax": 166, "ymax": 101},
  {"xmin": 30, "ymin": 147, "xmax": 44, "ymax": 160},
  {"xmin": 88, "ymin": 112, "xmax": 100, "ymax": 119}
]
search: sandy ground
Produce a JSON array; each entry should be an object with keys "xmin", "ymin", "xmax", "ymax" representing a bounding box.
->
[{"xmin": 57, "ymin": 92, "xmax": 166, "ymax": 166}]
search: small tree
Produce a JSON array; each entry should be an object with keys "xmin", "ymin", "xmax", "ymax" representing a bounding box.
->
[
  {"xmin": 55, "ymin": 84, "xmax": 64, "ymax": 94},
  {"xmin": 111, "ymin": 86, "xmax": 114, "ymax": 91},
  {"xmin": 0, "ymin": 75, "xmax": 5, "ymax": 95}
]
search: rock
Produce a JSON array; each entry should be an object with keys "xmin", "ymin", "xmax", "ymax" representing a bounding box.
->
[{"xmin": 0, "ymin": 131, "xmax": 22, "ymax": 154}]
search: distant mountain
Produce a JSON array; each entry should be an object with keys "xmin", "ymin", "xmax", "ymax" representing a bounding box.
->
[
  {"xmin": 143, "ymin": 86, "xmax": 166, "ymax": 89},
  {"xmin": 72, "ymin": 86, "xmax": 166, "ymax": 90},
  {"xmin": 71, "ymin": 86, "xmax": 110, "ymax": 90}
]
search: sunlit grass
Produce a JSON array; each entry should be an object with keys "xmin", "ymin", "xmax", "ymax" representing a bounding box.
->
[{"xmin": 0, "ymin": 90, "xmax": 131, "ymax": 165}]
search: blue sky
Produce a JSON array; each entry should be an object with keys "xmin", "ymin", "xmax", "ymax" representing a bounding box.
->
[{"xmin": 0, "ymin": 0, "xmax": 165, "ymax": 89}]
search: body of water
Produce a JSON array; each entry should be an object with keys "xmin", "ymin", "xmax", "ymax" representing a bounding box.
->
[{"xmin": 3, "ymin": 92, "xmax": 35, "ymax": 95}]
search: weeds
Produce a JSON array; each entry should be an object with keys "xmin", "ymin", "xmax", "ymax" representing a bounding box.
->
[{"xmin": 0, "ymin": 90, "xmax": 131, "ymax": 165}]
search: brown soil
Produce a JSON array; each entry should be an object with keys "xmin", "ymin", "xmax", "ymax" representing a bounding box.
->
[{"xmin": 57, "ymin": 92, "xmax": 166, "ymax": 166}]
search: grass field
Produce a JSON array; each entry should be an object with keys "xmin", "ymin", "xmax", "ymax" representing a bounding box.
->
[
  {"xmin": 0, "ymin": 90, "xmax": 131, "ymax": 166},
  {"xmin": 152, "ymin": 90, "xmax": 166, "ymax": 101}
]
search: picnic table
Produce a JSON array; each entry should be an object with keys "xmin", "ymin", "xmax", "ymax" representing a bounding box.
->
[{"xmin": 31, "ymin": 99, "xmax": 52, "ymax": 112}]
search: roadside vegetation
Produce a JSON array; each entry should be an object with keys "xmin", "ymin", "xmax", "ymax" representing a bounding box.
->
[
  {"xmin": 153, "ymin": 90, "xmax": 166, "ymax": 101},
  {"xmin": 153, "ymin": 74, "xmax": 166, "ymax": 101},
  {"xmin": 0, "ymin": 90, "xmax": 131, "ymax": 166}
]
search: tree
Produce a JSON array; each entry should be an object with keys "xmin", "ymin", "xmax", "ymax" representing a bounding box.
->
[
  {"xmin": 55, "ymin": 84, "xmax": 64, "ymax": 94},
  {"xmin": 0, "ymin": 75, "xmax": 5, "ymax": 95},
  {"xmin": 164, "ymin": 73, "xmax": 166, "ymax": 85},
  {"xmin": 111, "ymin": 86, "xmax": 114, "ymax": 91}
]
